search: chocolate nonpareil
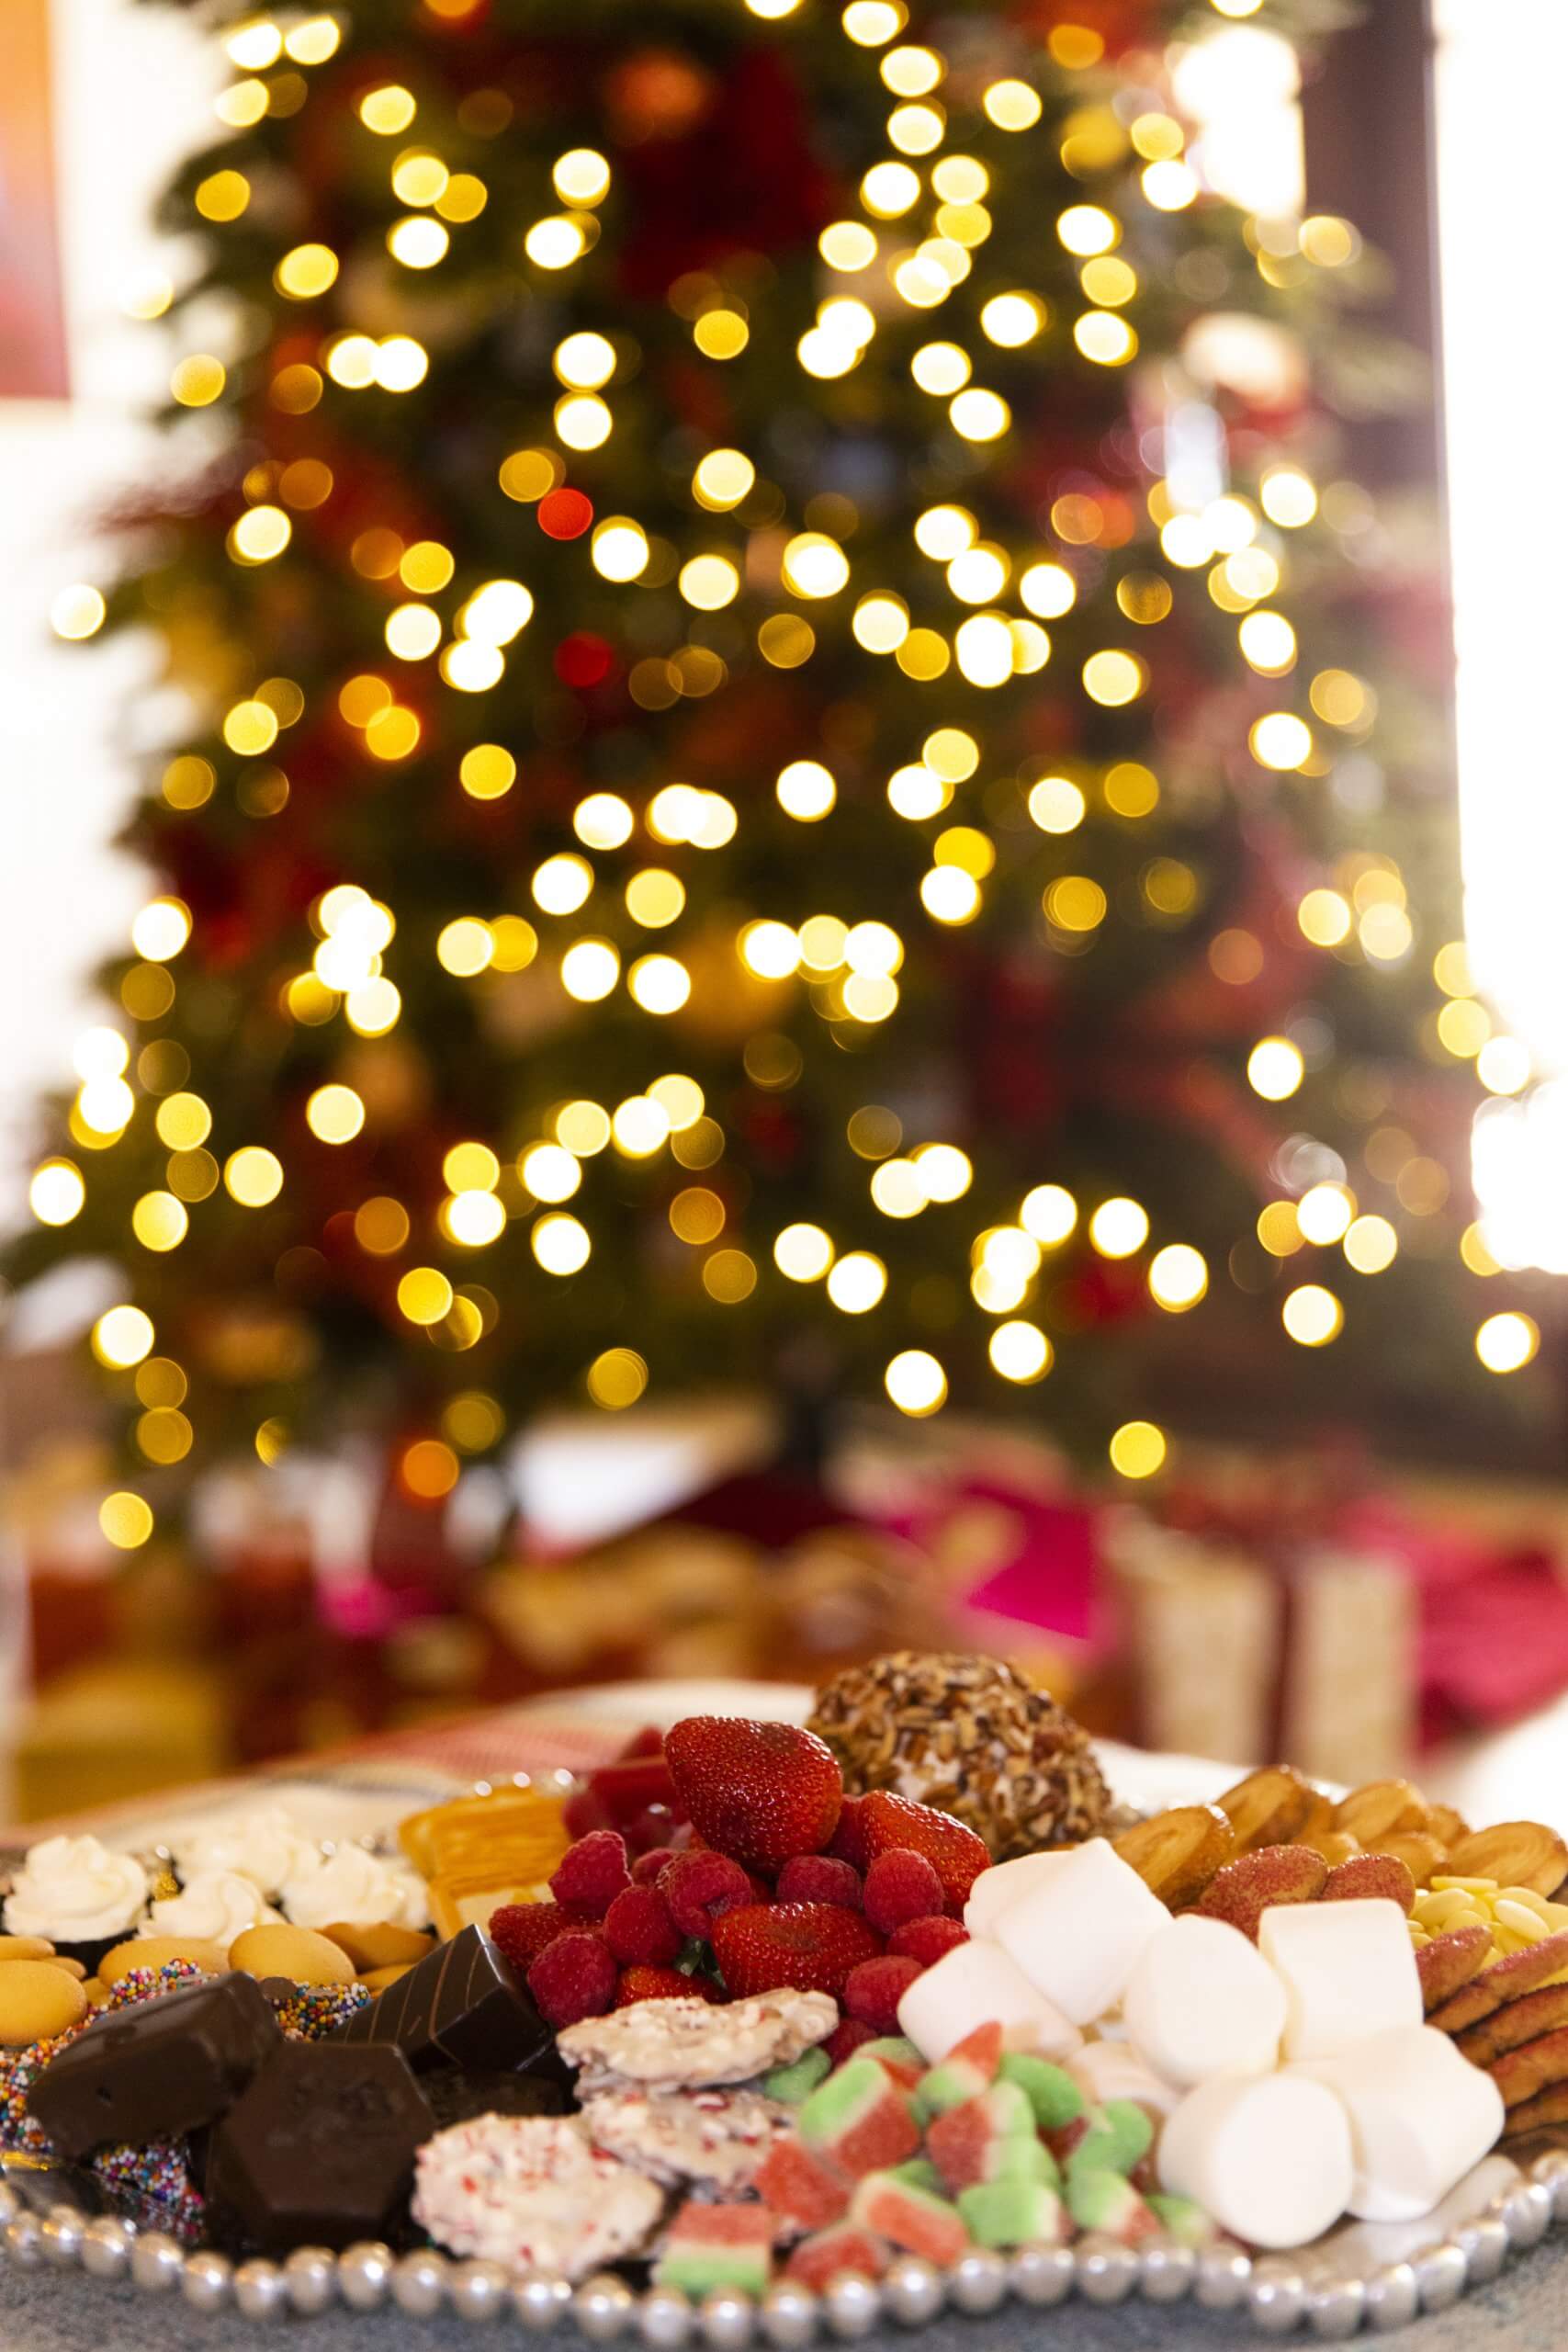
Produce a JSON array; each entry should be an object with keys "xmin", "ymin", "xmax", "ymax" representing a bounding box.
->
[
  {"xmin": 332, "ymin": 1923, "xmax": 558, "ymax": 2075},
  {"xmin": 28, "ymin": 1973, "xmax": 279, "ymax": 2161}
]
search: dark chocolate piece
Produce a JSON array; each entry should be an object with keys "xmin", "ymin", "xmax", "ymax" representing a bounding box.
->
[
  {"xmin": 423, "ymin": 2065, "xmax": 571, "ymax": 2131},
  {"xmin": 332, "ymin": 1924, "xmax": 556, "ymax": 2075},
  {"xmin": 203, "ymin": 2040, "xmax": 434, "ymax": 2256},
  {"xmin": 28, "ymin": 1973, "xmax": 279, "ymax": 2162}
]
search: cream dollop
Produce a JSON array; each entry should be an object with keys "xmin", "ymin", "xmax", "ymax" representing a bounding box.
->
[
  {"xmin": 4, "ymin": 1835, "xmax": 148, "ymax": 1944},
  {"xmin": 169, "ymin": 1807, "xmax": 321, "ymax": 1899},
  {"xmin": 142, "ymin": 1870, "xmax": 280, "ymax": 1947},
  {"xmin": 278, "ymin": 1845, "xmax": 430, "ymax": 1932}
]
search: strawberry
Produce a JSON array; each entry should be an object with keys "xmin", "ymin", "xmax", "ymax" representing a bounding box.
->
[
  {"xmin": 710, "ymin": 1901, "xmax": 883, "ymax": 2000},
  {"xmin": 860, "ymin": 1792, "xmax": 990, "ymax": 1912},
  {"xmin": 616, "ymin": 1965, "xmax": 716, "ymax": 2007},
  {"xmin": 665, "ymin": 1717, "xmax": 842, "ymax": 1872},
  {"xmin": 585, "ymin": 1753, "xmax": 679, "ymax": 1827}
]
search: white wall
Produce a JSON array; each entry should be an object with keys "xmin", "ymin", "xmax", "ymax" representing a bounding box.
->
[{"xmin": 0, "ymin": 0, "xmax": 212, "ymax": 1215}]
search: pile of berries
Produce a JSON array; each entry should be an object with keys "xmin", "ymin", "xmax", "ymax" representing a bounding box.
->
[{"xmin": 491, "ymin": 1716, "xmax": 988, "ymax": 2032}]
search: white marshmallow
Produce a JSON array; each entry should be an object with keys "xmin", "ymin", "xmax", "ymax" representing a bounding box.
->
[
  {"xmin": 964, "ymin": 1853, "xmax": 1070, "ymax": 1938},
  {"xmin": 1258, "ymin": 1901, "xmax": 1421, "ymax": 2064},
  {"xmin": 1291, "ymin": 2027, "xmax": 1506, "ymax": 2222},
  {"xmin": 896, "ymin": 1937, "xmax": 1083, "ymax": 2064},
  {"xmin": 1122, "ymin": 1914, "xmax": 1286, "ymax": 2087},
  {"xmin": 1066, "ymin": 2037, "xmax": 1182, "ymax": 2121},
  {"xmin": 990, "ymin": 1838, "xmax": 1169, "ymax": 2026},
  {"xmin": 1159, "ymin": 2072, "xmax": 1354, "ymax": 2251}
]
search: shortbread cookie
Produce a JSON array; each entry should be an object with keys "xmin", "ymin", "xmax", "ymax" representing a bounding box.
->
[
  {"xmin": 412, "ymin": 2115, "xmax": 662, "ymax": 2277},
  {"xmin": 558, "ymin": 1989, "xmax": 837, "ymax": 2095}
]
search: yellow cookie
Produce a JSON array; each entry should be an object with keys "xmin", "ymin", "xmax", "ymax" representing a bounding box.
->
[
  {"xmin": 100, "ymin": 1936, "xmax": 231, "ymax": 1984},
  {"xmin": 0, "ymin": 1962, "xmax": 89, "ymax": 2045},
  {"xmin": 320, "ymin": 1922, "xmax": 434, "ymax": 1973},
  {"xmin": 230, "ymin": 1924, "xmax": 356, "ymax": 1985},
  {"xmin": 358, "ymin": 1962, "xmax": 414, "ymax": 1994},
  {"xmin": 0, "ymin": 1938, "xmax": 57, "ymax": 1964}
]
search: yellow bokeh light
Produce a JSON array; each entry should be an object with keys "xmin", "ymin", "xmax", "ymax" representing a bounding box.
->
[
  {"xmin": 1298, "ymin": 888, "xmax": 1352, "ymax": 947},
  {"xmin": 628, "ymin": 955, "xmax": 691, "ymax": 1014},
  {"xmin": 446, "ymin": 1189, "xmax": 506, "ymax": 1247},
  {"xmin": 1074, "ymin": 311, "xmax": 1137, "ymax": 366},
  {"xmin": 401, "ymin": 1440, "xmax": 460, "ymax": 1499},
  {"xmin": 525, "ymin": 217, "xmax": 588, "ymax": 270},
  {"xmin": 591, "ymin": 520, "xmax": 649, "ymax": 583},
  {"xmin": 460, "ymin": 745, "xmax": 516, "ymax": 800},
  {"xmin": 360, "ymin": 85, "xmax": 416, "ymax": 134},
  {"xmin": 1282, "ymin": 1284, "xmax": 1344, "ymax": 1346},
  {"xmin": 131, "ymin": 899, "xmax": 192, "ymax": 962},
  {"xmin": 1110, "ymin": 1421, "xmax": 1167, "ymax": 1479},
  {"xmin": 1028, "ymin": 776, "xmax": 1086, "ymax": 834},
  {"xmin": 554, "ymin": 149, "xmax": 612, "ymax": 206},
  {"xmin": 1148, "ymin": 1244, "xmax": 1208, "ymax": 1311},
  {"xmin": 613, "ymin": 1097, "xmax": 671, "ymax": 1159},
  {"xmin": 306, "ymin": 1083, "xmax": 365, "ymax": 1144},
  {"xmin": 532, "ymin": 854, "xmax": 593, "ymax": 917},
  {"xmin": 533, "ymin": 1212, "xmax": 591, "ymax": 1274},
  {"xmin": 30, "ymin": 1159, "xmax": 85, "ymax": 1226},
  {"xmin": 276, "ymin": 242, "xmax": 339, "ymax": 299},
  {"xmin": 920, "ymin": 866, "xmax": 981, "ymax": 923},
  {"xmin": 777, "ymin": 761, "xmax": 838, "ymax": 820},
  {"xmin": 587, "ymin": 1348, "xmax": 649, "ymax": 1409},
  {"xmin": 826, "ymin": 1251, "xmax": 887, "ymax": 1314},
  {"xmin": 694, "ymin": 449, "xmax": 756, "ymax": 510},
  {"xmin": 989, "ymin": 1321, "xmax": 1052, "ymax": 1383},
  {"xmin": 1297, "ymin": 1182, "xmax": 1355, "ymax": 1245},
  {"xmin": 774, "ymin": 1223, "xmax": 834, "ymax": 1282},
  {"xmin": 94, "ymin": 1305, "xmax": 154, "ymax": 1368},
  {"xmin": 1021, "ymin": 563, "xmax": 1077, "ymax": 620},
  {"xmin": 555, "ymin": 332, "xmax": 616, "ymax": 389},
  {"xmin": 1476, "ymin": 1312, "xmax": 1539, "ymax": 1373},
  {"xmin": 129, "ymin": 1190, "xmax": 186, "ymax": 1252},
  {"xmin": 1044, "ymin": 876, "xmax": 1108, "ymax": 933},
  {"xmin": 555, "ymin": 392, "xmax": 611, "ymax": 450},
  {"xmin": 1238, "ymin": 610, "xmax": 1297, "ymax": 674},
  {"xmin": 100, "ymin": 1492, "xmax": 154, "ymax": 1549},
  {"xmin": 355, "ymin": 1196, "xmax": 411, "ymax": 1256},
  {"xmin": 886, "ymin": 1349, "xmax": 947, "ymax": 1416},
  {"xmin": 626, "ymin": 869, "xmax": 685, "ymax": 929},
  {"xmin": 385, "ymin": 603, "xmax": 441, "ymax": 661},
  {"xmin": 560, "ymin": 940, "xmax": 621, "ymax": 1001},
  {"xmin": 693, "ymin": 308, "xmax": 750, "ymax": 358},
  {"xmin": 1260, "ymin": 466, "xmax": 1318, "ymax": 527},
  {"xmin": 1247, "ymin": 1035, "xmax": 1305, "ymax": 1100},
  {"xmin": 1089, "ymin": 1197, "xmax": 1149, "ymax": 1259},
  {"xmin": 741, "ymin": 922, "xmax": 801, "ymax": 981},
  {"xmin": 224, "ymin": 1147, "xmax": 284, "ymax": 1205},
  {"xmin": 1143, "ymin": 160, "xmax": 1199, "ymax": 210},
  {"xmin": 1083, "ymin": 649, "xmax": 1145, "ymax": 706},
  {"xmin": 398, "ymin": 1267, "xmax": 454, "ymax": 1326},
  {"xmin": 1344, "ymin": 1215, "xmax": 1398, "ymax": 1274},
  {"xmin": 436, "ymin": 919, "xmax": 493, "ymax": 977},
  {"xmin": 51, "ymin": 583, "xmax": 107, "ymax": 639},
  {"xmin": 950, "ymin": 389, "xmax": 1010, "ymax": 442},
  {"xmin": 1021, "ymin": 1184, "xmax": 1077, "ymax": 1246},
  {"xmin": 782, "ymin": 534, "xmax": 851, "ymax": 598},
  {"xmin": 861, "ymin": 161, "xmax": 921, "ymax": 218},
  {"xmin": 679, "ymin": 555, "xmax": 740, "ymax": 611},
  {"xmin": 171, "ymin": 354, "xmax": 226, "ymax": 407},
  {"xmin": 573, "ymin": 793, "xmax": 635, "ymax": 851},
  {"xmin": 156, "ymin": 1091, "xmax": 211, "ymax": 1149},
  {"xmin": 1249, "ymin": 712, "xmax": 1314, "ymax": 772}
]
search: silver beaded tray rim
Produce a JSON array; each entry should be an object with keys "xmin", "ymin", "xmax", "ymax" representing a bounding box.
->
[{"xmin": 3, "ymin": 2150, "xmax": 1567, "ymax": 2341}]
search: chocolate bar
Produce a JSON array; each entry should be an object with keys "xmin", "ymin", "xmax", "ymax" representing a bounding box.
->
[
  {"xmin": 333, "ymin": 1924, "xmax": 558, "ymax": 2076},
  {"xmin": 28, "ymin": 1973, "xmax": 279, "ymax": 2162},
  {"xmin": 204, "ymin": 2040, "xmax": 434, "ymax": 2255}
]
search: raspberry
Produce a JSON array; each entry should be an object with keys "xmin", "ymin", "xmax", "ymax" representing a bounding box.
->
[
  {"xmin": 616, "ymin": 1725, "xmax": 667, "ymax": 1760},
  {"xmin": 863, "ymin": 1849, "xmax": 944, "ymax": 1935},
  {"xmin": 626, "ymin": 1805, "xmax": 679, "ymax": 1856},
  {"xmin": 826, "ymin": 2017, "xmax": 877, "ymax": 2066},
  {"xmin": 842, "ymin": 1955, "xmax": 923, "ymax": 2034},
  {"xmin": 659, "ymin": 1851, "xmax": 754, "ymax": 1940},
  {"xmin": 828, "ymin": 1794, "xmax": 872, "ymax": 1870},
  {"xmin": 887, "ymin": 1915, "xmax": 968, "ymax": 1967},
  {"xmin": 549, "ymin": 1829, "xmax": 632, "ymax": 1919},
  {"xmin": 604, "ymin": 1884, "xmax": 682, "ymax": 1967},
  {"xmin": 563, "ymin": 1787, "xmax": 612, "ymax": 1840},
  {"xmin": 776, "ymin": 1855, "xmax": 863, "ymax": 1910},
  {"xmin": 615, "ymin": 1966, "xmax": 715, "ymax": 2007},
  {"xmin": 633, "ymin": 1847, "xmax": 680, "ymax": 1887},
  {"xmin": 489, "ymin": 1900, "xmax": 585, "ymax": 1972},
  {"xmin": 526, "ymin": 1929, "xmax": 619, "ymax": 2027}
]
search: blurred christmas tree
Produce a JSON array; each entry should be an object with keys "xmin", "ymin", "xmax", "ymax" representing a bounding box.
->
[{"xmin": 6, "ymin": 0, "xmax": 1552, "ymax": 1552}]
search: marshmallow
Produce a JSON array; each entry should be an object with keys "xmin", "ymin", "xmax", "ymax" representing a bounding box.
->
[
  {"xmin": 1291, "ymin": 2027, "xmax": 1506, "ymax": 2222},
  {"xmin": 1159, "ymin": 2072, "xmax": 1354, "ymax": 2251},
  {"xmin": 990, "ymin": 1838, "xmax": 1168, "ymax": 2027},
  {"xmin": 897, "ymin": 1938, "xmax": 1083, "ymax": 2064},
  {"xmin": 964, "ymin": 1853, "xmax": 1070, "ymax": 1938},
  {"xmin": 1122, "ymin": 1914, "xmax": 1286, "ymax": 2087},
  {"xmin": 1258, "ymin": 1901, "xmax": 1421, "ymax": 2064},
  {"xmin": 1066, "ymin": 2038, "xmax": 1182, "ymax": 2122}
]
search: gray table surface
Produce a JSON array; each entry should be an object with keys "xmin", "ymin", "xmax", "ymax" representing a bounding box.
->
[{"xmin": 0, "ymin": 2250, "xmax": 1556, "ymax": 2349}]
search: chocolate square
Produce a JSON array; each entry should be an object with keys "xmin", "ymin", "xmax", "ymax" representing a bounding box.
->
[
  {"xmin": 332, "ymin": 1924, "xmax": 556, "ymax": 2075},
  {"xmin": 204, "ymin": 2041, "xmax": 434, "ymax": 2256},
  {"xmin": 28, "ymin": 1973, "xmax": 279, "ymax": 2162}
]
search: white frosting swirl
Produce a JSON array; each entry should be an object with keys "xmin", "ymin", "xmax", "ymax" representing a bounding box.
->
[
  {"xmin": 278, "ymin": 1845, "xmax": 430, "ymax": 1932},
  {"xmin": 169, "ymin": 1808, "xmax": 321, "ymax": 1900},
  {"xmin": 141, "ymin": 1870, "xmax": 281, "ymax": 1947},
  {"xmin": 4, "ymin": 1835, "xmax": 148, "ymax": 1943}
]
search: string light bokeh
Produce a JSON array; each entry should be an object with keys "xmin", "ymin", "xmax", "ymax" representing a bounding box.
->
[{"xmin": 9, "ymin": 0, "xmax": 1541, "ymax": 1552}]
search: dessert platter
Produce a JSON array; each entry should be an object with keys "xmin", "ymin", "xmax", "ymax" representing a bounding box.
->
[{"xmin": 1, "ymin": 1653, "xmax": 1567, "ymax": 2342}]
